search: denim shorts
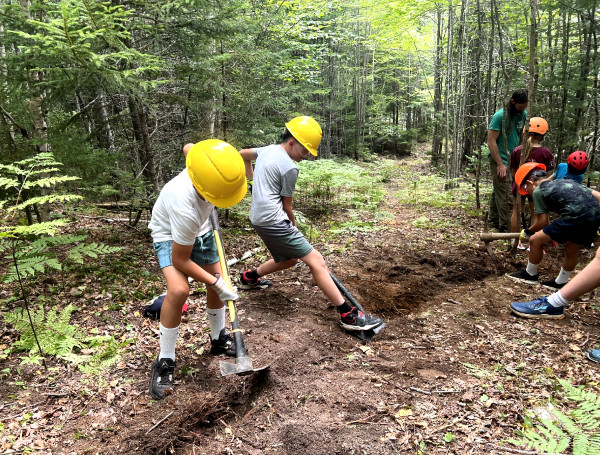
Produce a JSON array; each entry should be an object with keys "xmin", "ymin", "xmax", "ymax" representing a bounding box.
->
[
  {"xmin": 153, "ymin": 231, "xmax": 219, "ymax": 269},
  {"xmin": 252, "ymin": 220, "xmax": 313, "ymax": 263}
]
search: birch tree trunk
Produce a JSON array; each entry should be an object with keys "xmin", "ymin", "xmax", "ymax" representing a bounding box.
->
[{"xmin": 431, "ymin": 6, "xmax": 444, "ymax": 166}]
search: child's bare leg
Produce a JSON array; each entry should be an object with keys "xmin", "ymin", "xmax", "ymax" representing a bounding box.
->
[
  {"xmin": 160, "ymin": 266, "xmax": 190, "ymax": 328},
  {"xmin": 300, "ymin": 250, "xmax": 344, "ymax": 305},
  {"xmin": 561, "ymin": 247, "xmax": 600, "ymax": 301},
  {"xmin": 528, "ymin": 231, "xmax": 551, "ymax": 265},
  {"xmin": 562, "ymin": 241, "xmax": 580, "ymax": 272},
  {"xmin": 257, "ymin": 258, "xmax": 299, "ymax": 276}
]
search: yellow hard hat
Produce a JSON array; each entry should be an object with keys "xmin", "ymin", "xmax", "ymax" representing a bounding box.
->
[
  {"xmin": 186, "ymin": 139, "xmax": 247, "ymax": 208},
  {"xmin": 285, "ymin": 116, "xmax": 322, "ymax": 156}
]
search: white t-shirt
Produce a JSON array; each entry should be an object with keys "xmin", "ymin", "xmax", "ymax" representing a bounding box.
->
[
  {"xmin": 250, "ymin": 144, "xmax": 299, "ymax": 226},
  {"xmin": 148, "ymin": 169, "xmax": 213, "ymax": 245}
]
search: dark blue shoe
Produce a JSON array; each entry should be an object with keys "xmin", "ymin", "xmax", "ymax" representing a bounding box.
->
[
  {"xmin": 510, "ymin": 297, "xmax": 565, "ymax": 319},
  {"xmin": 586, "ymin": 349, "xmax": 600, "ymax": 364}
]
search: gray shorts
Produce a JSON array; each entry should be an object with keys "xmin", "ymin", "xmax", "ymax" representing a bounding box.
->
[{"xmin": 252, "ymin": 220, "xmax": 313, "ymax": 263}]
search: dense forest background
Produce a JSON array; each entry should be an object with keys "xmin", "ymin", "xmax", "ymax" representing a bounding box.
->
[{"xmin": 2, "ymin": 0, "xmax": 600, "ymax": 211}]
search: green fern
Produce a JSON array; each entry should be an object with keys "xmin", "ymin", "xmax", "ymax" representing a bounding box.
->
[
  {"xmin": 508, "ymin": 379, "xmax": 600, "ymax": 454},
  {"xmin": 1, "ymin": 152, "xmax": 122, "ymax": 366},
  {"xmin": 4, "ymin": 304, "xmax": 80, "ymax": 355},
  {"xmin": 4, "ymin": 305, "xmax": 121, "ymax": 372}
]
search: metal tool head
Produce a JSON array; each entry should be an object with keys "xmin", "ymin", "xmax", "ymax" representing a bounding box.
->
[
  {"xmin": 220, "ymin": 356, "xmax": 270, "ymax": 377},
  {"xmin": 346, "ymin": 322, "xmax": 386, "ymax": 341}
]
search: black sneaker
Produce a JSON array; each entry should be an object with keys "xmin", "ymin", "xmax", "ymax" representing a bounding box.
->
[
  {"xmin": 210, "ymin": 328, "xmax": 236, "ymax": 357},
  {"xmin": 507, "ymin": 269, "xmax": 539, "ymax": 284},
  {"xmin": 150, "ymin": 357, "xmax": 175, "ymax": 400},
  {"xmin": 340, "ymin": 307, "xmax": 383, "ymax": 331},
  {"xmin": 239, "ymin": 271, "xmax": 274, "ymax": 290},
  {"xmin": 540, "ymin": 279, "xmax": 566, "ymax": 291}
]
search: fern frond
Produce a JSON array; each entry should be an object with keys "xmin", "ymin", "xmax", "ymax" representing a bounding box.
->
[
  {"xmin": 57, "ymin": 305, "xmax": 76, "ymax": 326},
  {"xmin": 2, "ymin": 219, "xmax": 69, "ymax": 236},
  {"xmin": 9, "ymin": 194, "xmax": 83, "ymax": 212},
  {"xmin": 2, "ymin": 255, "xmax": 61, "ymax": 283},
  {"xmin": 0, "ymin": 176, "xmax": 18, "ymax": 189},
  {"xmin": 19, "ymin": 234, "xmax": 87, "ymax": 256},
  {"xmin": 66, "ymin": 243, "xmax": 122, "ymax": 263},
  {"xmin": 554, "ymin": 408, "xmax": 583, "ymax": 436},
  {"xmin": 22, "ymin": 175, "xmax": 81, "ymax": 189},
  {"xmin": 0, "ymin": 163, "xmax": 23, "ymax": 174},
  {"xmin": 572, "ymin": 433, "xmax": 590, "ymax": 454},
  {"xmin": 15, "ymin": 153, "xmax": 62, "ymax": 168},
  {"xmin": 26, "ymin": 167, "xmax": 61, "ymax": 176}
]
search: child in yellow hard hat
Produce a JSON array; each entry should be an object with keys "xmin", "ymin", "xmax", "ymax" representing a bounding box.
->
[
  {"xmin": 239, "ymin": 116, "xmax": 383, "ymax": 332},
  {"xmin": 147, "ymin": 140, "xmax": 246, "ymax": 400}
]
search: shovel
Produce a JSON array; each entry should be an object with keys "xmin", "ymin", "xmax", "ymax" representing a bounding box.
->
[
  {"xmin": 329, "ymin": 272, "xmax": 386, "ymax": 341},
  {"xmin": 209, "ymin": 209, "xmax": 269, "ymax": 377}
]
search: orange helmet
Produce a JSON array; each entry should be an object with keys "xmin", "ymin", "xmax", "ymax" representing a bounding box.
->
[
  {"xmin": 515, "ymin": 162, "xmax": 547, "ymax": 195},
  {"xmin": 528, "ymin": 117, "xmax": 548, "ymax": 135}
]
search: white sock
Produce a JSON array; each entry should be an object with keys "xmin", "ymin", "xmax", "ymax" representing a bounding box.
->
[
  {"xmin": 207, "ymin": 306, "xmax": 226, "ymax": 340},
  {"xmin": 548, "ymin": 291, "xmax": 571, "ymax": 307},
  {"xmin": 526, "ymin": 261, "xmax": 539, "ymax": 276},
  {"xmin": 555, "ymin": 268, "xmax": 572, "ymax": 285},
  {"xmin": 159, "ymin": 323, "xmax": 179, "ymax": 361}
]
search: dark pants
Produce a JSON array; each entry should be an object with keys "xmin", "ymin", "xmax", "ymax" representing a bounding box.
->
[{"xmin": 488, "ymin": 156, "xmax": 512, "ymax": 231}]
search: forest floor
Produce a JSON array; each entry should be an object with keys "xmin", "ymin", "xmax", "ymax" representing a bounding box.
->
[{"xmin": 1, "ymin": 151, "xmax": 600, "ymax": 455}]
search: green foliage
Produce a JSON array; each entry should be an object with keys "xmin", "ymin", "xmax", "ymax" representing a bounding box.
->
[
  {"xmin": 0, "ymin": 152, "xmax": 82, "ymax": 221},
  {"xmin": 296, "ymin": 158, "xmax": 386, "ymax": 213},
  {"xmin": 507, "ymin": 379, "xmax": 600, "ymax": 454},
  {"xmin": 5, "ymin": 304, "xmax": 81, "ymax": 357},
  {"xmin": 1, "ymin": 234, "xmax": 122, "ymax": 283},
  {"xmin": 4, "ymin": 305, "xmax": 121, "ymax": 373},
  {"xmin": 397, "ymin": 173, "xmax": 473, "ymax": 211},
  {"xmin": 0, "ymin": 152, "xmax": 122, "ymax": 282}
]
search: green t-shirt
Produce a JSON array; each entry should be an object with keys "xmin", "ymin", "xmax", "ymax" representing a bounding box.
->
[
  {"xmin": 488, "ymin": 108, "xmax": 527, "ymax": 164},
  {"xmin": 532, "ymin": 179, "xmax": 600, "ymax": 223}
]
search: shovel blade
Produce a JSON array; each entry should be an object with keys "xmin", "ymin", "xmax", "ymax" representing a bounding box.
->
[
  {"xmin": 347, "ymin": 322, "xmax": 386, "ymax": 341},
  {"xmin": 220, "ymin": 356, "xmax": 255, "ymax": 377}
]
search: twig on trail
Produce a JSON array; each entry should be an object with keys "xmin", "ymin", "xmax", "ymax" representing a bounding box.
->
[
  {"xmin": 447, "ymin": 298, "xmax": 462, "ymax": 305},
  {"xmin": 410, "ymin": 387, "xmax": 431, "ymax": 395},
  {"xmin": 429, "ymin": 416, "xmax": 464, "ymax": 434},
  {"xmin": 146, "ymin": 411, "xmax": 174, "ymax": 435},
  {"xmin": 343, "ymin": 414, "xmax": 389, "ymax": 426},
  {"xmin": 431, "ymin": 389, "xmax": 463, "ymax": 394},
  {"xmin": 43, "ymin": 391, "xmax": 69, "ymax": 397},
  {"xmin": 0, "ymin": 402, "xmax": 45, "ymax": 421}
]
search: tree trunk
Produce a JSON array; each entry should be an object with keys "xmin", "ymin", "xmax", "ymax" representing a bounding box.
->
[
  {"xmin": 431, "ymin": 6, "xmax": 444, "ymax": 166},
  {"xmin": 128, "ymin": 95, "xmax": 159, "ymax": 193}
]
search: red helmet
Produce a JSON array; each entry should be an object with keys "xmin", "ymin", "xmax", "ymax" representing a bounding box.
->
[{"xmin": 567, "ymin": 151, "xmax": 589, "ymax": 171}]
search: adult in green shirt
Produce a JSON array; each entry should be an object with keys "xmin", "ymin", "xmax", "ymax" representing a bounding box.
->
[{"xmin": 487, "ymin": 89, "xmax": 528, "ymax": 232}]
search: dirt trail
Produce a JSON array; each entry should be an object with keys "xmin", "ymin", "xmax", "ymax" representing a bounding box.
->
[{"xmin": 2, "ymin": 159, "xmax": 599, "ymax": 454}]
